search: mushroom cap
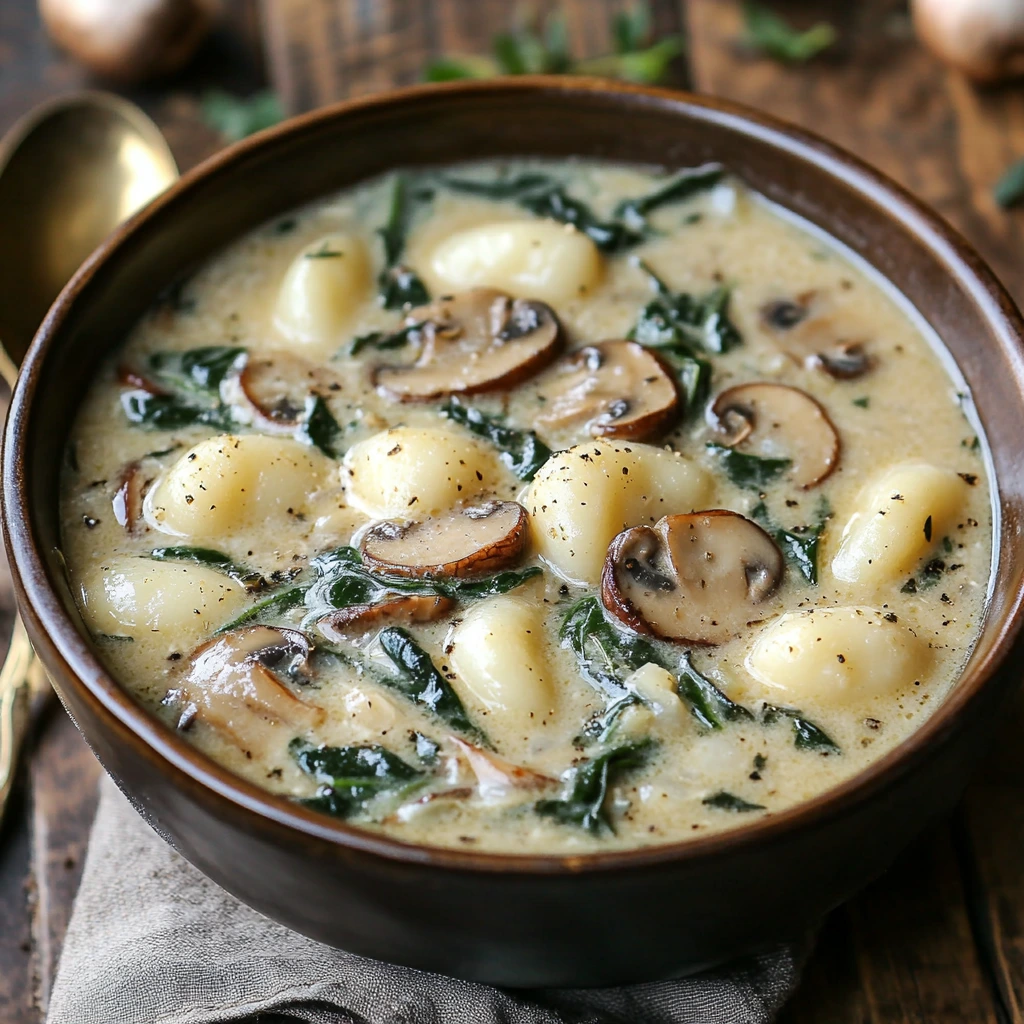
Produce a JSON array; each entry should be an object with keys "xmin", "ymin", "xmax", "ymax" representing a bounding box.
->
[
  {"xmin": 601, "ymin": 510, "xmax": 785, "ymax": 645},
  {"xmin": 709, "ymin": 382, "xmax": 840, "ymax": 489},
  {"xmin": 317, "ymin": 594, "xmax": 456, "ymax": 640},
  {"xmin": 373, "ymin": 288, "xmax": 562, "ymax": 402},
  {"xmin": 760, "ymin": 294, "xmax": 872, "ymax": 380},
  {"xmin": 229, "ymin": 350, "xmax": 336, "ymax": 431},
  {"xmin": 536, "ymin": 340, "xmax": 680, "ymax": 441},
  {"xmin": 361, "ymin": 501, "xmax": 529, "ymax": 579}
]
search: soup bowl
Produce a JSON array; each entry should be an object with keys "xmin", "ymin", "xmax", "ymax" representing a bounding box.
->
[{"xmin": 5, "ymin": 78, "xmax": 1024, "ymax": 987}]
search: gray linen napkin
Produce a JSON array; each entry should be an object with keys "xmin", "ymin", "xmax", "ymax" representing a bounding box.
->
[{"xmin": 46, "ymin": 776, "xmax": 809, "ymax": 1024}]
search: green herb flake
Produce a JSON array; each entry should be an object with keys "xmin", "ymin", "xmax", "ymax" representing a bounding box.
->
[
  {"xmin": 441, "ymin": 398, "xmax": 552, "ymax": 480},
  {"xmin": 852, "ymin": 396, "xmax": 870, "ymax": 409},
  {"xmin": 536, "ymin": 739, "xmax": 656, "ymax": 834},
  {"xmin": 201, "ymin": 90, "xmax": 285, "ymax": 142},
  {"xmin": 702, "ymin": 790, "xmax": 765, "ymax": 813},
  {"xmin": 742, "ymin": 2, "xmax": 837, "ymax": 64}
]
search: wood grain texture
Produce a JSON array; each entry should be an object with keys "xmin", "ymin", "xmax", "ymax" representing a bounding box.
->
[{"xmin": 261, "ymin": 0, "xmax": 689, "ymax": 112}]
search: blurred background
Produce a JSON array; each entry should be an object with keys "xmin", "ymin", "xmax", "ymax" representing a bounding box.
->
[{"xmin": 3, "ymin": 2, "xmax": 1024, "ymax": 1022}]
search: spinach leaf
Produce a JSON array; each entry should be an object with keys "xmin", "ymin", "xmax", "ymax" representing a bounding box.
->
[
  {"xmin": 347, "ymin": 320, "xmax": 425, "ymax": 357},
  {"xmin": 441, "ymin": 173, "xmax": 557, "ymax": 201},
  {"xmin": 742, "ymin": 3, "xmax": 837, "ymax": 63},
  {"xmin": 149, "ymin": 546, "xmax": 265, "ymax": 590},
  {"xmin": 304, "ymin": 546, "xmax": 542, "ymax": 614},
  {"xmin": 535, "ymin": 739, "xmax": 656, "ymax": 834},
  {"xmin": 441, "ymin": 398, "xmax": 552, "ymax": 480},
  {"xmin": 377, "ymin": 175, "xmax": 430, "ymax": 309},
  {"xmin": 702, "ymin": 790, "xmax": 765, "ymax": 812},
  {"xmin": 297, "ymin": 395, "xmax": 344, "ymax": 458},
  {"xmin": 519, "ymin": 186, "xmax": 644, "ymax": 252},
  {"xmin": 291, "ymin": 738, "xmax": 424, "ymax": 819},
  {"xmin": 763, "ymin": 704, "xmax": 840, "ymax": 754},
  {"xmin": 706, "ymin": 443, "xmax": 791, "ymax": 490},
  {"xmin": 560, "ymin": 597, "xmax": 662, "ymax": 699},
  {"xmin": 653, "ymin": 346, "xmax": 712, "ymax": 420},
  {"xmin": 775, "ymin": 524, "xmax": 823, "ymax": 585},
  {"xmin": 378, "ymin": 627, "xmax": 487, "ymax": 743},
  {"xmin": 148, "ymin": 346, "xmax": 246, "ymax": 396},
  {"xmin": 677, "ymin": 651, "xmax": 753, "ymax": 730},
  {"xmin": 630, "ymin": 261, "xmax": 742, "ymax": 353},
  {"xmin": 121, "ymin": 390, "xmax": 233, "ymax": 432},
  {"xmin": 614, "ymin": 165, "xmax": 724, "ymax": 226},
  {"xmin": 216, "ymin": 585, "xmax": 308, "ymax": 634}
]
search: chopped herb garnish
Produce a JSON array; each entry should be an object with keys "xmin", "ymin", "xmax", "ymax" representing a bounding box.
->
[
  {"xmin": 852, "ymin": 396, "xmax": 870, "ymax": 408},
  {"xmin": 742, "ymin": 2, "xmax": 837, "ymax": 64},
  {"xmin": 121, "ymin": 390, "xmax": 233, "ymax": 432},
  {"xmin": 536, "ymin": 739, "xmax": 656, "ymax": 834},
  {"xmin": 304, "ymin": 243, "xmax": 344, "ymax": 259},
  {"xmin": 441, "ymin": 398, "xmax": 552, "ymax": 480},
  {"xmin": 702, "ymin": 790, "xmax": 765, "ymax": 812},
  {"xmin": 763, "ymin": 704, "xmax": 840, "ymax": 754},
  {"xmin": 378, "ymin": 627, "xmax": 487, "ymax": 743},
  {"xmin": 291, "ymin": 738, "xmax": 424, "ymax": 819},
  {"xmin": 706, "ymin": 443, "xmax": 791, "ymax": 489}
]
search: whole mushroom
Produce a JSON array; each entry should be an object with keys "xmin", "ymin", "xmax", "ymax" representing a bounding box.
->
[
  {"xmin": 913, "ymin": 0, "xmax": 1024, "ymax": 82},
  {"xmin": 39, "ymin": 0, "xmax": 219, "ymax": 83}
]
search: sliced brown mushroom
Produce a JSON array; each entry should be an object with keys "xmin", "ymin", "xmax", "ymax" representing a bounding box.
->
[
  {"xmin": 760, "ymin": 293, "xmax": 873, "ymax": 381},
  {"xmin": 535, "ymin": 340, "xmax": 680, "ymax": 441},
  {"xmin": 172, "ymin": 626, "xmax": 322, "ymax": 745},
  {"xmin": 360, "ymin": 501, "xmax": 528, "ymax": 579},
  {"xmin": 449, "ymin": 737, "xmax": 556, "ymax": 800},
  {"xmin": 112, "ymin": 461, "xmax": 145, "ymax": 534},
  {"xmin": 709, "ymin": 382, "xmax": 840, "ymax": 489},
  {"xmin": 601, "ymin": 510, "xmax": 784, "ymax": 645},
  {"xmin": 317, "ymin": 594, "xmax": 456, "ymax": 641},
  {"xmin": 373, "ymin": 288, "xmax": 562, "ymax": 402},
  {"xmin": 226, "ymin": 350, "xmax": 337, "ymax": 431}
]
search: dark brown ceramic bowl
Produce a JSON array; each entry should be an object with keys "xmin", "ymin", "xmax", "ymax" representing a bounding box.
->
[{"xmin": 5, "ymin": 79, "xmax": 1024, "ymax": 987}]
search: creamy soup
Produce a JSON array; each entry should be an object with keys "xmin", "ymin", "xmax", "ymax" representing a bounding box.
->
[{"xmin": 60, "ymin": 161, "xmax": 992, "ymax": 854}]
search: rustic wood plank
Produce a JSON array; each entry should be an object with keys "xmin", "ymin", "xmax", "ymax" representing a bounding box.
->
[
  {"xmin": 261, "ymin": 0, "xmax": 689, "ymax": 113},
  {"xmin": 0, "ymin": 770, "xmax": 35, "ymax": 1024}
]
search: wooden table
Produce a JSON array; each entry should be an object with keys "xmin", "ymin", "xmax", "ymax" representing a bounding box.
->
[{"xmin": 2, "ymin": 2, "xmax": 1024, "ymax": 1020}]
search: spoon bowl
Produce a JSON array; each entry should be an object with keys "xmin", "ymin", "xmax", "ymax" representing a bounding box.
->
[{"xmin": 0, "ymin": 92, "xmax": 177, "ymax": 374}]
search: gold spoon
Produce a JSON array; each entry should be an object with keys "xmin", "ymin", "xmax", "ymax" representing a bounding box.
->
[{"xmin": 0, "ymin": 92, "xmax": 178, "ymax": 827}]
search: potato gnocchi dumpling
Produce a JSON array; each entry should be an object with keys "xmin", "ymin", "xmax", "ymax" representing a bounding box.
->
[
  {"xmin": 343, "ymin": 425, "xmax": 508, "ymax": 519},
  {"xmin": 527, "ymin": 439, "xmax": 712, "ymax": 584},
  {"xmin": 77, "ymin": 557, "xmax": 248, "ymax": 645},
  {"xmin": 830, "ymin": 462, "xmax": 969, "ymax": 586},
  {"xmin": 146, "ymin": 434, "xmax": 332, "ymax": 542},
  {"xmin": 275, "ymin": 232, "xmax": 370, "ymax": 347},
  {"xmin": 61, "ymin": 159, "xmax": 991, "ymax": 855},
  {"xmin": 744, "ymin": 607, "xmax": 930, "ymax": 707},
  {"xmin": 449, "ymin": 596, "xmax": 557, "ymax": 736},
  {"xmin": 424, "ymin": 219, "xmax": 603, "ymax": 305}
]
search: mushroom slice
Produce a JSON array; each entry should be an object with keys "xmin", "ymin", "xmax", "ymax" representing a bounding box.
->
[
  {"xmin": 229, "ymin": 350, "xmax": 336, "ymax": 431},
  {"xmin": 709, "ymin": 382, "xmax": 840, "ymax": 489},
  {"xmin": 175, "ymin": 625, "xmax": 322, "ymax": 743},
  {"xmin": 373, "ymin": 288, "xmax": 562, "ymax": 402},
  {"xmin": 535, "ymin": 340, "xmax": 680, "ymax": 441},
  {"xmin": 317, "ymin": 594, "xmax": 456, "ymax": 641},
  {"xmin": 601, "ymin": 510, "xmax": 784, "ymax": 645},
  {"xmin": 112, "ymin": 461, "xmax": 146, "ymax": 534},
  {"xmin": 449, "ymin": 736, "xmax": 555, "ymax": 801},
  {"xmin": 361, "ymin": 501, "xmax": 529, "ymax": 579}
]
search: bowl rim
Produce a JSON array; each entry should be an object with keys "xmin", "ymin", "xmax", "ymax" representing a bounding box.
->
[{"xmin": 7, "ymin": 75, "xmax": 1024, "ymax": 876}]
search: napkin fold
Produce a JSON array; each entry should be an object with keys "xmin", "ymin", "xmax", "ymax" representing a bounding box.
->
[{"xmin": 46, "ymin": 776, "xmax": 808, "ymax": 1024}]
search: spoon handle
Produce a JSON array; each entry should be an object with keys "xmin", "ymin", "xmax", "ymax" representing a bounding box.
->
[{"xmin": 0, "ymin": 617, "xmax": 37, "ymax": 828}]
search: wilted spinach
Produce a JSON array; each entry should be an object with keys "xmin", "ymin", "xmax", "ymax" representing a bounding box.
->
[
  {"xmin": 378, "ymin": 627, "xmax": 488, "ymax": 743},
  {"xmin": 291, "ymin": 738, "xmax": 424, "ymax": 819},
  {"xmin": 441, "ymin": 399, "xmax": 552, "ymax": 480},
  {"xmin": 702, "ymin": 790, "xmax": 765, "ymax": 812},
  {"xmin": 535, "ymin": 739, "xmax": 656, "ymax": 834},
  {"xmin": 706, "ymin": 443, "xmax": 791, "ymax": 490},
  {"xmin": 216, "ymin": 585, "xmax": 308, "ymax": 634},
  {"xmin": 148, "ymin": 345, "xmax": 246, "ymax": 396},
  {"xmin": 148, "ymin": 546, "xmax": 265, "ymax": 590},
  {"xmin": 614, "ymin": 164, "xmax": 724, "ymax": 227},
  {"xmin": 297, "ymin": 395, "xmax": 345, "ymax": 458},
  {"xmin": 763, "ymin": 704, "xmax": 840, "ymax": 754},
  {"xmin": 677, "ymin": 652, "xmax": 753, "ymax": 730},
  {"xmin": 377, "ymin": 174, "xmax": 430, "ymax": 309},
  {"xmin": 347, "ymin": 320, "xmax": 425, "ymax": 357}
]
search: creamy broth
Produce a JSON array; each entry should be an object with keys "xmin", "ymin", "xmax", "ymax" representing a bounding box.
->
[{"xmin": 61, "ymin": 161, "xmax": 992, "ymax": 853}]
